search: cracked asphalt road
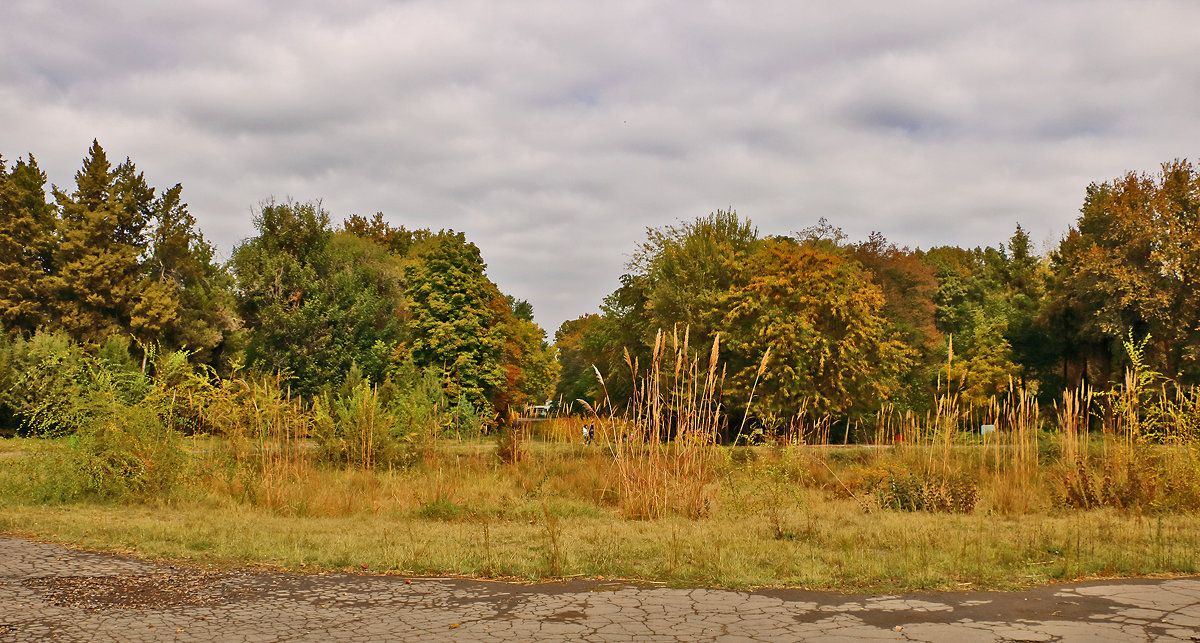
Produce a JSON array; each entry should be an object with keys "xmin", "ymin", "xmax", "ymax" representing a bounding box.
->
[{"xmin": 2, "ymin": 537, "xmax": 1198, "ymax": 641}]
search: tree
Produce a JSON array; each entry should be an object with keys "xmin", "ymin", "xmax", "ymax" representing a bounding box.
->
[
  {"xmin": 850, "ymin": 233, "xmax": 942, "ymax": 409},
  {"xmin": 552, "ymin": 314, "xmax": 606, "ymax": 409},
  {"xmin": 919, "ymin": 242, "xmax": 1026, "ymax": 405},
  {"xmin": 495, "ymin": 299, "xmax": 559, "ymax": 411},
  {"xmin": 595, "ymin": 210, "xmax": 758, "ymax": 405},
  {"xmin": 592, "ymin": 211, "xmax": 911, "ymax": 424},
  {"xmin": 342, "ymin": 212, "xmax": 424, "ymax": 257},
  {"xmin": 143, "ymin": 184, "xmax": 242, "ymax": 366},
  {"xmin": 634, "ymin": 210, "xmax": 758, "ymax": 352},
  {"xmin": 404, "ymin": 232, "xmax": 505, "ymax": 411},
  {"xmin": 0, "ymin": 154, "xmax": 56, "ymax": 334},
  {"xmin": 47, "ymin": 141, "xmax": 169, "ymax": 344},
  {"xmin": 232, "ymin": 200, "xmax": 338, "ymax": 394},
  {"xmin": 1045, "ymin": 160, "xmax": 1200, "ymax": 384},
  {"xmin": 721, "ymin": 236, "xmax": 911, "ymax": 418}
]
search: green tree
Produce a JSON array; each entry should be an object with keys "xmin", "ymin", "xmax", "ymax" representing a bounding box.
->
[
  {"xmin": 404, "ymin": 232, "xmax": 505, "ymax": 411},
  {"xmin": 232, "ymin": 200, "xmax": 336, "ymax": 394},
  {"xmin": 552, "ymin": 314, "xmax": 606, "ymax": 409},
  {"xmin": 0, "ymin": 154, "xmax": 56, "ymax": 334},
  {"xmin": 594, "ymin": 210, "xmax": 758, "ymax": 405},
  {"xmin": 48, "ymin": 141, "xmax": 170, "ymax": 344},
  {"xmin": 143, "ymin": 183, "xmax": 242, "ymax": 365},
  {"xmin": 920, "ymin": 242, "xmax": 1026, "ymax": 405},
  {"xmin": 634, "ymin": 210, "xmax": 758, "ymax": 351},
  {"xmin": 233, "ymin": 200, "xmax": 415, "ymax": 395}
]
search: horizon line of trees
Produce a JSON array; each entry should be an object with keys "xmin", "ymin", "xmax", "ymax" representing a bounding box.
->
[
  {"xmin": 554, "ymin": 159, "xmax": 1200, "ymax": 435},
  {"xmin": 0, "ymin": 140, "xmax": 557, "ymax": 435},
  {"xmin": 3, "ymin": 140, "xmax": 1198, "ymax": 438}
]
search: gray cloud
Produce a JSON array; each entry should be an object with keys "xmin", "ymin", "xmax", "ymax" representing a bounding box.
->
[{"xmin": 3, "ymin": 0, "xmax": 1199, "ymax": 332}]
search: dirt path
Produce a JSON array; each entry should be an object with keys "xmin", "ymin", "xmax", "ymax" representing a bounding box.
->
[{"xmin": 2, "ymin": 537, "xmax": 1198, "ymax": 641}]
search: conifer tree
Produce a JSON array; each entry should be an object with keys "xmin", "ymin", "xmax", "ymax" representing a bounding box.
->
[
  {"xmin": 48, "ymin": 141, "xmax": 159, "ymax": 344},
  {"xmin": 144, "ymin": 183, "xmax": 241, "ymax": 364},
  {"xmin": 0, "ymin": 154, "xmax": 56, "ymax": 334}
]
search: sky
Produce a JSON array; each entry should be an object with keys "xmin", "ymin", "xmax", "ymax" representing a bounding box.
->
[{"xmin": 2, "ymin": 1, "xmax": 1198, "ymax": 333}]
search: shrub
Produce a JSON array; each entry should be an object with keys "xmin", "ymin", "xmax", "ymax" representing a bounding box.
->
[
  {"xmin": 66, "ymin": 404, "xmax": 191, "ymax": 501},
  {"xmin": 1056, "ymin": 446, "xmax": 1200, "ymax": 513},
  {"xmin": 847, "ymin": 463, "xmax": 978, "ymax": 514},
  {"xmin": 314, "ymin": 380, "xmax": 409, "ymax": 469},
  {"xmin": 1, "ymin": 331, "xmax": 93, "ymax": 436},
  {"xmin": 23, "ymin": 383, "xmax": 192, "ymax": 503}
]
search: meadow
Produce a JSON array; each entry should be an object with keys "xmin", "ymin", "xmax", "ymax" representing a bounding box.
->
[{"xmin": 2, "ymin": 338, "xmax": 1199, "ymax": 593}]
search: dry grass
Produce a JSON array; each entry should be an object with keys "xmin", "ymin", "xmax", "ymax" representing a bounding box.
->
[
  {"xmin": 2, "ymin": 471, "xmax": 1198, "ymax": 592},
  {"xmin": 3, "ymin": 345, "xmax": 1200, "ymax": 591},
  {"xmin": 3, "ymin": 431, "xmax": 1200, "ymax": 591}
]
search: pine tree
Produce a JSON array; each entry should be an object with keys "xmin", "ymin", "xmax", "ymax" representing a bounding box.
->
[
  {"xmin": 0, "ymin": 154, "xmax": 56, "ymax": 334},
  {"xmin": 48, "ymin": 141, "xmax": 159, "ymax": 343},
  {"xmin": 145, "ymin": 183, "xmax": 240, "ymax": 364}
]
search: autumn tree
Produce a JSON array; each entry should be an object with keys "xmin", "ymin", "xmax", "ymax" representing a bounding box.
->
[
  {"xmin": 849, "ymin": 232, "xmax": 941, "ymax": 409},
  {"xmin": 587, "ymin": 211, "xmax": 911, "ymax": 425},
  {"xmin": 1045, "ymin": 160, "xmax": 1200, "ymax": 384},
  {"xmin": 721, "ymin": 236, "xmax": 911, "ymax": 418},
  {"xmin": 342, "ymin": 212, "xmax": 424, "ymax": 257},
  {"xmin": 494, "ymin": 297, "xmax": 559, "ymax": 412}
]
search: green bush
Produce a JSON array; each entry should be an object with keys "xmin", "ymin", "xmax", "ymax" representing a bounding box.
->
[
  {"xmin": 314, "ymin": 380, "xmax": 410, "ymax": 469},
  {"xmin": 67, "ymin": 404, "xmax": 191, "ymax": 501},
  {"xmin": 1, "ymin": 331, "xmax": 93, "ymax": 437},
  {"xmin": 20, "ymin": 388, "xmax": 192, "ymax": 503}
]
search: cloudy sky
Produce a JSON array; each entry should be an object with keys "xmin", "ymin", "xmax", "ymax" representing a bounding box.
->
[{"xmin": 2, "ymin": 1, "xmax": 1198, "ymax": 332}]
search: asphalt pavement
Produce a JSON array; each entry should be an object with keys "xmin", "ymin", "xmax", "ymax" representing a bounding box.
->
[{"xmin": 2, "ymin": 536, "xmax": 1198, "ymax": 641}]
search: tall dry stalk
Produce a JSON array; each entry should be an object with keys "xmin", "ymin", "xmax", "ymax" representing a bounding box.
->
[
  {"xmin": 1057, "ymin": 384, "xmax": 1091, "ymax": 467},
  {"xmin": 606, "ymin": 328, "xmax": 724, "ymax": 519},
  {"xmin": 733, "ymin": 348, "xmax": 772, "ymax": 444}
]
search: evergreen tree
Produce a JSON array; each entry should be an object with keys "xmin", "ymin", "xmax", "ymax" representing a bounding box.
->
[
  {"xmin": 0, "ymin": 154, "xmax": 56, "ymax": 334},
  {"xmin": 145, "ymin": 184, "xmax": 242, "ymax": 365},
  {"xmin": 48, "ymin": 141, "xmax": 164, "ymax": 344}
]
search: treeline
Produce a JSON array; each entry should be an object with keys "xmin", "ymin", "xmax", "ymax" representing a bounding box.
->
[
  {"xmin": 555, "ymin": 160, "xmax": 1200, "ymax": 433},
  {"xmin": 0, "ymin": 141, "xmax": 556, "ymax": 435},
  {"xmin": 4, "ymin": 140, "xmax": 1198, "ymax": 439}
]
